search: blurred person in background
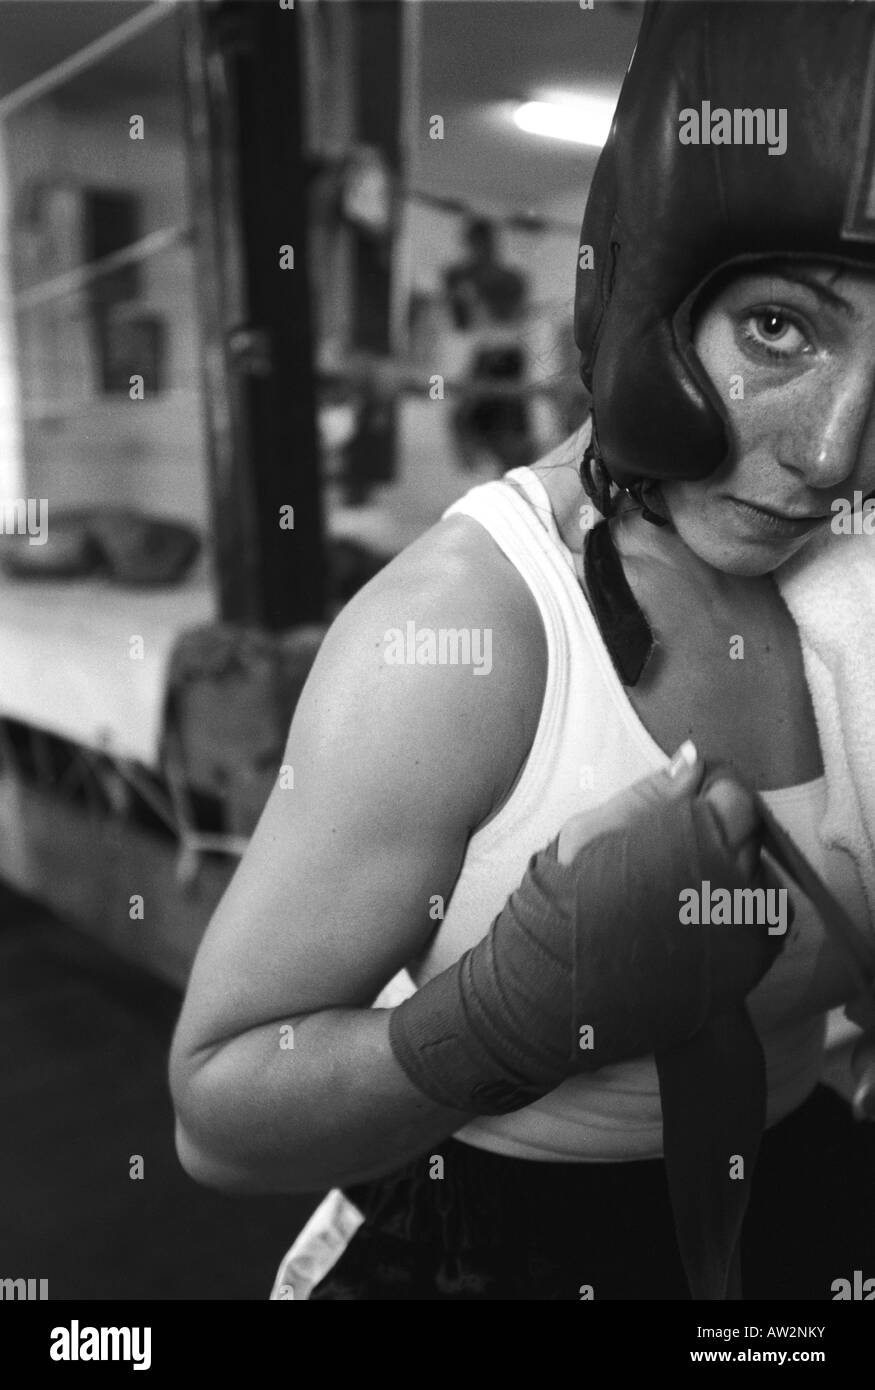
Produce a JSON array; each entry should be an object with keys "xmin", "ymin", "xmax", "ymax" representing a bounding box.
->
[{"xmin": 443, "ymin": 216, "xmax": 535, "ymax": 475}]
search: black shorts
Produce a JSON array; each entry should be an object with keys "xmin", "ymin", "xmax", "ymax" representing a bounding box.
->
[{"xmin": 309, "ymin": 1084, "xmax": 875, "ymax": 1300}]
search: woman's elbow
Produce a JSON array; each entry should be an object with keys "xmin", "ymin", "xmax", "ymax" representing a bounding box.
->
[
  {"xmin": 168, "ymin": 1039, "xmax": 258, "ymax": 1193},
  {"xmin": 169, "ymin": 1045, "xmax": 316, "ymax": 1196},
  {"xmin": 172, "ymin": 1115, "xmax": 260, "ymax": 1195},
  {"xmin": 172, "ymin": 1114, "xmax": 326, "ymax": 1196}
]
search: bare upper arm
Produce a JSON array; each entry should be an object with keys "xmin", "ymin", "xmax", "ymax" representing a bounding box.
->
[{"xmin": 171, "ymin": 513, "xmax": 547, "ymax": 1069}]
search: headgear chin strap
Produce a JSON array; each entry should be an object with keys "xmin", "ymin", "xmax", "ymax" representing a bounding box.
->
[{"xmin": 575, "ymin": 0, "xmax": 875, "ymax": 494}]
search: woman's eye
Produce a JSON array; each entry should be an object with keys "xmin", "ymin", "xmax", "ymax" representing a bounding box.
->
[{"xmin": 741, "ymin": 309, "xmax": 809, "ymax": 360}]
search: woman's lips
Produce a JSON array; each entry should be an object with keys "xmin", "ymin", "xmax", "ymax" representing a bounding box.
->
[{"xmin": 727, "ymin": 496, "xmax": 831, "ymax": 539}]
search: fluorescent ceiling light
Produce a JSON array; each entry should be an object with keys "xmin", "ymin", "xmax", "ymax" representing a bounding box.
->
[{"xmin": 513, "ymin": 98, "xmax": 615, "ymax": 147}]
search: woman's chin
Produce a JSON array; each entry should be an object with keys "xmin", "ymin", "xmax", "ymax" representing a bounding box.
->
[{"xmin": 679, "ymin": 527, "xmax": 819, "ymax": 579}]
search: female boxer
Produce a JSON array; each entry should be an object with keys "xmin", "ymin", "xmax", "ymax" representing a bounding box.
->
[{"xmin": 169, "ymin": 0, "xmax": 875, "ymax": 1299}]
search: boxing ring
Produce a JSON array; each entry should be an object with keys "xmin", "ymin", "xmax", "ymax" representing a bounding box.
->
[
  {"xmin": 0, "ymin": 572, "xmax": 209, "ymax": 983},
  {"xmin": 0, "ymin": 558, "xmax": 332, "ymax": 985},
  {"xmin": 0, "ymin": 569, "xmax": 213, "ymax": 767}
]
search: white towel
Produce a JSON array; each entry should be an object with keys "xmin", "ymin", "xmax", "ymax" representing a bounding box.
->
[{"xmin": 776, "ymin": 523, "xmax": 875, "ymax": 933}]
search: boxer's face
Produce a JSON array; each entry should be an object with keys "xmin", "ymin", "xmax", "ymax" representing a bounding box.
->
[{"xmin": 659, "ymin": 260, "xmax": 875, "ymax": 576}]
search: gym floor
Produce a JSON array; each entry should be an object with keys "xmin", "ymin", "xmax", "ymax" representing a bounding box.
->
[{"xmin": 0, "ymin": 880, "xmax": 318, "ymax": 1301}]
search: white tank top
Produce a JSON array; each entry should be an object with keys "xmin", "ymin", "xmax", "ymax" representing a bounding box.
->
[{"xmin": 408, "ymin": 465, "xmax": 871, "ymax": 1162}]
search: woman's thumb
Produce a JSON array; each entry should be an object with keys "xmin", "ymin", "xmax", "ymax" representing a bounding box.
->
[
  {"xmin": 665, "ymin": 739, "xmax": 701, "ymax": 789},
  {"xmin": 614, "ymin": 740, "xmax": 703, "ymax": 820}
]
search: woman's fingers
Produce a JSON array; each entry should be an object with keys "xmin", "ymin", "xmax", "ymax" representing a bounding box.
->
[
  {"xmin": 559, "ymin": 743, "xmax": 758, "ymax": 864},
  {"xmin": 559, "ymin": 743, "xmax": 777, "ymax": 894},
  {"xmin": 701, "ymin": 777, "xmax": 760, "ymax": 878},
  {"xmin": 557, "ymin": 741, "xmax": 703, "ymax": 864}
]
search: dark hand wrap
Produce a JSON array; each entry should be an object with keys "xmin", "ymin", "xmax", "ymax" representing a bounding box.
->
[{"xmin": 389, "ymin": 789, "xmax": 779, "ymax": 1115}]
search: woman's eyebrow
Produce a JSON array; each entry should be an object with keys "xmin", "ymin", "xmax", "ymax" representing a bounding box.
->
[{"xmin": 765, "ymin": 268, "xmax": 858, "ymax": 318}]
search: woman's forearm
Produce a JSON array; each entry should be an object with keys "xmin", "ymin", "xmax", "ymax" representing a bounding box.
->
[{"xmin": 171, "ymin": 1006, "xmax": 474, "ymax": 1195}]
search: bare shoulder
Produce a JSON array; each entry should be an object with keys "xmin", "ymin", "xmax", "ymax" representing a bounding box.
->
[{"xmin": 297, "ymin": 508, "xmax": 548, "ymax": 833}]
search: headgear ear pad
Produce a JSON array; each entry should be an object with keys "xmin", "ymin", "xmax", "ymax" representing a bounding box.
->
[{"xmin": 574, "ymin": 0, "xmax": 875, "ymax": 491}]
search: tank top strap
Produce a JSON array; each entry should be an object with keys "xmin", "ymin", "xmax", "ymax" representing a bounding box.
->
[{"xmin": 442, "ymin": 467, "xmax": 581, "ymax": 592}]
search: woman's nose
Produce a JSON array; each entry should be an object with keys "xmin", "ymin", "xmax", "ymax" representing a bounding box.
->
[{"xmin": 782, "ymin": 368, "xmax": 875, "ymax": 490}]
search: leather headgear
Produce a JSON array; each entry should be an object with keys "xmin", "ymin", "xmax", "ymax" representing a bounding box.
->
[{"xmin": 575, "ymin": 0, "xmax": 875, "ymax": 493}]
